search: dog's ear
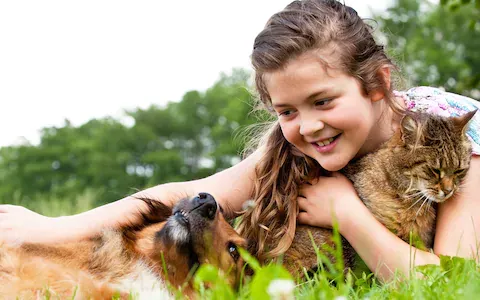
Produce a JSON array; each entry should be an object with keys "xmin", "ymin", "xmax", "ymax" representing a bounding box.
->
[{"xmin": 123, "ymin": 196, "xmax": 173, "ymax": 231}]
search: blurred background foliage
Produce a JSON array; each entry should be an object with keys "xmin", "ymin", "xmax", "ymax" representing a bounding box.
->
[
  {"xmin": 1, "ymin": 0, "xmax": 479, "ymax": 215},
  {"xmin": 377, "ymin": 0, "xmax": 480, "ymax": 97}
]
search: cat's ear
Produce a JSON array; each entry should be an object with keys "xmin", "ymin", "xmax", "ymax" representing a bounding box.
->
[
  {"xmin": 452, "ymin": 109, "xmax": 477, "ymax": 134},
  {"xmin": 400, "ymin": 114, "xmax": 421, "ymax": 145}
]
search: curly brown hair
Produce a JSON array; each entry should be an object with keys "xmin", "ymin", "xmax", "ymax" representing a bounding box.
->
[{"xmin": 237, "ymin": 0, "xmax": 404, "ymax": 262}]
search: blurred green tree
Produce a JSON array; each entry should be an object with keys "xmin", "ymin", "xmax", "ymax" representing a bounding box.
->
[
  {"xmin": 376, "ymin": 0, "xmax": 480, "ymax": 98},
  {"xmin": 0, "ymin": 69, "xmax": 258, "ymax": 206},
  {"xmin": 5, "ymin": 0, "xmax": 480, "ymax": 210}
]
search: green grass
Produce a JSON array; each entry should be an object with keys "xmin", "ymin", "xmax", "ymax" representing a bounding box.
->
[
  {"xmin": 193, "ymin": 228, "xmax": 480, "ymax": 300},
  {"xmin": 3, "ymin": 193, "xmax": 479, "ymax": 299},
  {"xmin": 193, "ymin": 254, "xmax": 479, "ymax": 300}
]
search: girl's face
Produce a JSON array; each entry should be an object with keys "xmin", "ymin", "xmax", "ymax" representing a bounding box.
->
[{"xmin": 264, "ymin": 52, "xmax": 386, "ymax": 171}]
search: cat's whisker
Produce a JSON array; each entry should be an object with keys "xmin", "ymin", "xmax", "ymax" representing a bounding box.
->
[
  {"xmin": 407, "ymin": 195, "xmax": 425, "ymax": 211},
  {"xmin": 406, "ymin": 193, "xmax": 424, "ymax": 200},
  {"xmin": 405, "ymin": 177, "xmax": 417, "ymax": 194},
  {"xmin": 406, "ymin": 189, "xmax": 423, "ymax": 195},
  {"xmin": 416, "ymin": 195, "xmax": 430, "ymax": 217},
  {"xmin": 411, "ymin": 194, "xmax": 426, "ymax": 213},
  {"xmin": 404, "ymin": 190, "xmax": 427, "ymax": 204},
  {"xmin": 425, "ymin": 199, "xmax": 432, "ymax": 212},
  {"xmin": 404, "ymin": 190, "xmax": 424, "ymax": 200},
  {"xmin": 415, "ymin": 203, "xmax": 425, "ymax": 217}
]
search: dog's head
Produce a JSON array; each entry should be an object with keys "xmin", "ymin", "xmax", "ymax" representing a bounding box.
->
[{"xmin": 130, "ymin": 193, "xmax": 246, "ymax": 290}]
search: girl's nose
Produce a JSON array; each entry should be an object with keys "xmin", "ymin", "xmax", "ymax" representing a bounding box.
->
[{"xmin": 299, "ymin": 118, "xmax": 324, "ymax": 136}]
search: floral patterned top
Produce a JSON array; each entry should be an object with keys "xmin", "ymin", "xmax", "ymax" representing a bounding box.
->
[{"xmin": 394, "ymin": 86, "xmax": 480, "ymax": 156}]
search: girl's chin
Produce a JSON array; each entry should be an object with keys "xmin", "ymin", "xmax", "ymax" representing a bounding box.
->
[
  {"xmin": 321, "ymin": 165, "xmax": 344, "ymax": 172},
  {"xmin": 316, "ymin": 158, "xmax": 348, "ymax": 172}
]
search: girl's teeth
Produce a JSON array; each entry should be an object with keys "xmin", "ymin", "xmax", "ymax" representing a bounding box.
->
[{"xmin": 317, "ymin": 137, "xmax": 334, "ymax": 147}]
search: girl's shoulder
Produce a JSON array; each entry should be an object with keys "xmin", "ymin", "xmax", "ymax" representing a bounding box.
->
[{"xmin": 394, "ymin": 86, "xmax": 480, "ymax": 155}]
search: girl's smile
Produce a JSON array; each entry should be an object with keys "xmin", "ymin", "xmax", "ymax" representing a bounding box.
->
[{"xmin": 311, "ymin": 133, "xmax": 341, "ymax": 153}]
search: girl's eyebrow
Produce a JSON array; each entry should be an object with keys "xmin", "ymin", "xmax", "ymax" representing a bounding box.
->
[{"xmin": 272, "ymin": 89, "xmax": 331, "ymax": 108}]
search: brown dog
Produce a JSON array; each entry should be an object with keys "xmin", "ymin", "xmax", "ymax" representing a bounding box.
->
[{"xmin": 0, "ymin": 193, "xmax": 246, "ymax": 299}]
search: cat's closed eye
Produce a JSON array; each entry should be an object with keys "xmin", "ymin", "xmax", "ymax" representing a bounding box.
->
[{"xmin": 428, "ymin": 167, "xmax": 442, "ymax": 178}]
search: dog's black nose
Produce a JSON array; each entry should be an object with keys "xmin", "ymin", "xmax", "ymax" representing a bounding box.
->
[{"xmin": 194, "ymin": 193, "xmax": 217, "ymax": 220}]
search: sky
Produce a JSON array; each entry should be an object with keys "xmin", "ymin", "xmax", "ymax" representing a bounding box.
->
[{"xmin": 0, "ymin": 0, "xmax": 392, "ymax": 147}]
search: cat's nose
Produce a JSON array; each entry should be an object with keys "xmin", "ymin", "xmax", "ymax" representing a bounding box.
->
[
  {"xmin": 442, "ymin": 189, "xmax": 453, "ymax": 201},
  {"xmin": 442, "ymin": 186, "xmax": 454, "ymax": 196},
  {"xmin": 441, "ymin": 178, "xmax": 454, "ymax": 196}
]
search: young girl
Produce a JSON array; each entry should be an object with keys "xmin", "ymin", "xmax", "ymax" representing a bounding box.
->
[{"xmin": 1, "ymin": 0, "xmax": 479, "ymax": 283}]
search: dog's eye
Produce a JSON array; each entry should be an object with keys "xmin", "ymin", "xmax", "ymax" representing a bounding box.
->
[{"xmin": 228, "ymin": 242, "xmax": 239, "ymax": 261}]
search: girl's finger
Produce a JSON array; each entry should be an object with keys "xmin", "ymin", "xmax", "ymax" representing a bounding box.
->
[
  {"xmin": 297, "ymin": 212, "xmax": 314, "ymax": 225},
  {"xmin": 297, "ymin": 197, "xmax": 310, "ymax": 211},
  {"xmin": 298, "ymin": 184, "xmax": 312, "ymax": 197}
]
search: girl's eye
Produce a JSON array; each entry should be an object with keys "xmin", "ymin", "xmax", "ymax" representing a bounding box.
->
[
  {"xmin": 315, "ymin": 99, "xmax": 332, "ymax": 106},
  {"xmin": 278, "ymin": 109, "xmax": 294, "ymax": 117}
]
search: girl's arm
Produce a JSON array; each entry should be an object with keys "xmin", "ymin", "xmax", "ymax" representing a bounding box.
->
[
  {"xmin": 299, "ymin": 174, "xmax": 439, "ymax": 282},
  {"xmin": 434, "ymin": 155, "xmax": 480, "ymax": 258},
  {"xmin": 298, "ymin": 157, "xmax": 480, "ymax": 282},
  {"xmin": 338, "ymin": 198, "xmax": 440, "ymax": 282},
  {"xmin": 0, "ymin": 149, "xmax": 262, "ymax": 244}
]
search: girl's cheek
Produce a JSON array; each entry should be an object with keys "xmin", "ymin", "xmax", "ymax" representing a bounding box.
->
[{"xmin": 281, "ymin": 123, "xmax": 299, "ymax": 144}]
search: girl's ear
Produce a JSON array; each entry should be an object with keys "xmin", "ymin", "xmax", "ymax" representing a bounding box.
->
[{"xmin": 370, "ymin": 65, "xmax": 391, "ymax": 102}]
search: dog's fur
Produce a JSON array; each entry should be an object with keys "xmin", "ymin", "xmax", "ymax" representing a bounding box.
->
[{"xmin": 0, "ymin": 193, "xmax": 246, "ymax": 299}]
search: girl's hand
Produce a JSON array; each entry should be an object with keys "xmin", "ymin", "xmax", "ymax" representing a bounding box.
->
[
  {"xmin": 297, "ymin": 172, "xmax": 361, "ymax": 230},
  {"xmin": 0, "ymin": 204, "xmax": 68, "ymax": 245}
]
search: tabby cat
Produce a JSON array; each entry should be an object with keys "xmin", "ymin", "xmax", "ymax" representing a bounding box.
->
[{"xmin": 284, "ymin": 109, "xmax": 477, "ymax": 277}]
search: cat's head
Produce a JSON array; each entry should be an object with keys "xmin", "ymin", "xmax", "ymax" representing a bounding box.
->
[{"xmin": 398, "ymin": 109, "xmax": 476, "ymax": 203}]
